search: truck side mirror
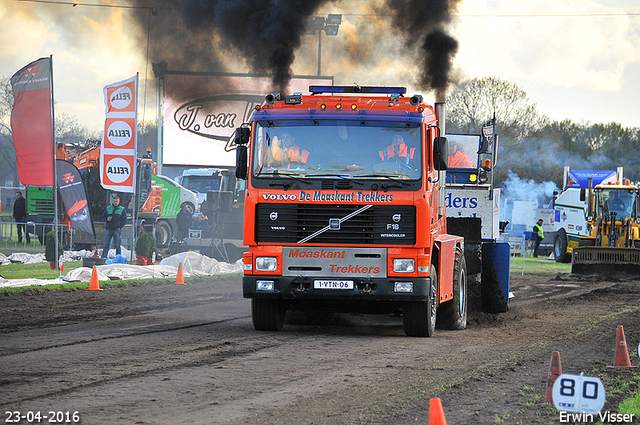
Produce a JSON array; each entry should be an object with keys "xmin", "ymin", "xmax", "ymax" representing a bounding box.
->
[
  {"xmin": 579, "ymin": 188, "xmax": 586, "ymax": 202},
  {"xmin": 236, "ymin": 145, "xmax": 248, "ymax": 180},
  {"xmin": 233, "ymin": 127, "xmax": 250, "ymax": 146},
  {"xmin": 433, "ymin": 136, "xmax": 448, "ymax": 171}
]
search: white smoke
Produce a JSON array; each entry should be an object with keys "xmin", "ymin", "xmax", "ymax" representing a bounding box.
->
[{"xmin": 500, "ymin": 170, "xmax": 560, "ymax": 223}]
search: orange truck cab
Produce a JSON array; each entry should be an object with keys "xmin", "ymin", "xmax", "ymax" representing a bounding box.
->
[{"xmin": 235, "ymin": 86, "xmax": 467, "ymax": 337}]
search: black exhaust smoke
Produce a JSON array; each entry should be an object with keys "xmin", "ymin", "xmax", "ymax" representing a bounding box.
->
[
  {"xmin": 130, "ymin": 0, "xmax": 226, "ymax": 74},
  {"xmin": 180, "ymin": 0, "xmax": 331, "ymax": 92},
  {"xmin": 131, "ymin": 0, "xmax": 459, "ymax": 97},
  {"xmin": 382, "ymin": 0, "xmax": 461, "ymax": 98},
  {"xmin": 421, "ymin": 30, "xmax": 459, "ymax": 102}
]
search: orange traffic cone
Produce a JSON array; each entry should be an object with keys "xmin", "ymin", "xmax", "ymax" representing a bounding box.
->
[
  {"xmin": 608, "ymin": 325, "xmax": 637, "ymax": 368},
  {"xmin": 85, "ymin": 265, "xmax": 103, "ymax": 291},
  {"xmin": 175, "ymin": 262, "xmax": 185, "ymax": 285},
  {"xmin": 545, "ymin": 351, "xmax": 562, "ymax": 402},
  {"xmin": 428, "ymin": 398, "xmax": 447, "ymax": 425}
]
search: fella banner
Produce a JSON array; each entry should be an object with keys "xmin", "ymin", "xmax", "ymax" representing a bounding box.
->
[
  {"xmin": 56, "ymin": 159, "xmax": 95, "ymax": 237},
  {"xmin": 100, "ymin": 75, "xmax": 138, "ymax": 193},
  {"xmin": 10, "ymin": 57, "xmax": 55, "ymax": 186}
]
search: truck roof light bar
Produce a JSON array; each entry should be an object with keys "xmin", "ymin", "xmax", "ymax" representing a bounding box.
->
[{"xmin": 309, "ymin": 85, "xmax": 407, "ymax": 95}]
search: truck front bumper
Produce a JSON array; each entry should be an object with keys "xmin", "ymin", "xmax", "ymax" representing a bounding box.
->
[{"xmin": 243, "ymin": 275, "xmax": 431, "ymax": 302}]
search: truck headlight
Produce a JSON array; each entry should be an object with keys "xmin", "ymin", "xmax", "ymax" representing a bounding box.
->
[
  {"xmin": 256, "ymin": 280, "xmax": 275, "ymax": 291},
  {"xmin": 255, "ymin": 256, "xmax": 278, "ymax": 271},
  {"xmin": 393, "ymin": 259, "xmax": 415, "ymax": 273},
  {"xmin": 394, "ymin": 282, "xmax": 414, "ymax": 293}
]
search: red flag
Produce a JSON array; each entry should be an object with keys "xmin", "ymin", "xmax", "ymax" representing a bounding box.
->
[{"xmin": 10, "ymin": 57, "xmax": 55, "ymax": 186}]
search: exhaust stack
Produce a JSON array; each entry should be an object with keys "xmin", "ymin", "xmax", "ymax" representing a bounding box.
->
[{"xmin": 435, "ymin": 91, "xmax": 446, "ymax": 217}]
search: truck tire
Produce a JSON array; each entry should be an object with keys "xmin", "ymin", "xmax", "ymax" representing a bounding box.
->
[
  {"xmin": 438, "ymin": 247, "xmax": 467, "ymax": 330},
  {"xmin": 155, "ymin": 220, "xmax": 173, "ymax": 247},
  {"xmin": 252, "ymin": 298, "xmax": 286, "ymax": 331},
  {"xmin": 554, "ymin": 229, "xmax": 570, "ymax": 263},
  {"xmin": 403, "ymin": 264, "xmax": 437, "ymax": 337},
  {"xmin": 182, "ymin": 202, "xmax": 195, "ymax": 215}
]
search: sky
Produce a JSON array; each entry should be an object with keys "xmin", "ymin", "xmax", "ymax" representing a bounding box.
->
[{"xmin": 0, "ymin": 0, "xmax": 639, "ymax": 133}]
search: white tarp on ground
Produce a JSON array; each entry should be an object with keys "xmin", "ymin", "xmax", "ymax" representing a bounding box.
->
[
  {"xmin": 0, "ymin": 248, "xmax": 134, "ymax": 266},
  {"xmin": 159, "ymin": 251, "xmax": 242, "ymax": 276},
  {"xmin": 0, "ymin": 252, "xmax": 47, "ymax": 265},
  {"xmin": 0, "ymin": 252, "xmax": 242, "ymax": 288}
]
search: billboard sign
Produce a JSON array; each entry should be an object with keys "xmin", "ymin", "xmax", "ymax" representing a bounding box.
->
[{"xmin": 163, "ymin": 73, "xmax": 333, "ymax": 167}]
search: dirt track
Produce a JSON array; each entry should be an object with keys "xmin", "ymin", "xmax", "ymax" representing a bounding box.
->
[{"xmin": 1, "ymin": 268, "xmax": 639, "ymax": 425}]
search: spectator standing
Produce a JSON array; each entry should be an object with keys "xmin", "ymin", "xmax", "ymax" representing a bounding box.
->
[
  {"xmin": 101, "ymin": 196, "xmax": 127, "ymax": 258},
  {"xmin": 533, "ymin": 219, "xmax": 544, "ymax": 258},
  {"xmin": 13, "ymin": 191, "xmax": 30, "ymax": 244},
  {"xmin": 176, "ymin": 204, "xmax": 193, "ymax": 241}
]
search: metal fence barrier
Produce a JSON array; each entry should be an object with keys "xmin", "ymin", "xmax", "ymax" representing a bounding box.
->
[
  {"xmin": 0, "ymin": 217, "xmax": 138, "ymax": 259},
  {"xmin": 0, "ymin": 217, "xmax": 72, "ymax": 250}
]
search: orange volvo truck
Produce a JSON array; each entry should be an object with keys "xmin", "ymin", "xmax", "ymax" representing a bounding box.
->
[{"xmin": 234, "ymin": 85, "xmax": 468, "ymax": 337}]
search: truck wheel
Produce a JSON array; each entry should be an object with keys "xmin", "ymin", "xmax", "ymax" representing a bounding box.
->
[
  {"xmin": 155, "ymin": 220, "xmax": 172, "ymax": 247},
  {"xmin": 181, "ymin": 202, "xmax": 195, "ymax": 215},
  {"xmin": 554, "ymin": 229, "xmax": 569, "ymax": 263},
  {"xmin": 252, "ymin": 299, "xmax": 286, "ymax": 331},
  {"xmin": 438, "ymin": 247, "xmax": 467, "ymax": 330},
  {"xmin": 403, "ymin": 264, "xmax": 437, "ymax": 337}
]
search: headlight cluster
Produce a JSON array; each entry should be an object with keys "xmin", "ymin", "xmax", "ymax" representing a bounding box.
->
[
  {"xmin": 393, "ymin": 259, "xmax": 415, "ymax": 273},
  {"xmin": 255, "ymin": 257, "xmax": 278, "ymax": 271}
]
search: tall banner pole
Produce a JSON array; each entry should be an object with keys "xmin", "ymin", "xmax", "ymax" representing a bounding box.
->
[
  {"xmin": 133, "ymin": 72, "xmax": 139, "ymax": 264},
  {"xmin": 49, "ymin": 55, "xmax": 60, "ymax": 275},
  {"xmin": 101, "ymin": 74, "xmax": 138, "ymax": 262}
]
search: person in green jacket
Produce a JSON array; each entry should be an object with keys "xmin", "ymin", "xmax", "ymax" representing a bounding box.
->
[
  {"xmin": 101, "ymin": 195, "xmax": 127, "ymax": 258},
  {"xmin": 533, "ymin": 219, "xmax": 544, "ymax": 258}
]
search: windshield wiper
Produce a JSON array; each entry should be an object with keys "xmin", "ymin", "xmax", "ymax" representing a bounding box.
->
[
  {"xmin": 261, "ymin": 170, "xmax": 312, "ymax": 187},
  {"xmin": 309, "ymin": 174, "xmax": 365, "ymax": 186},
  {"xmin": 357, "ymin": 174, "xmax": 412, "ymax": 186}
]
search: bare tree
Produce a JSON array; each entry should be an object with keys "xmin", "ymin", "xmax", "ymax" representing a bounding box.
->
[
  {"xmin": 445, "ymin": 77, "xmax": 548, "ymax": 139},
  {"xmin": 0, "ymin": 75, "xmax": 13, "ymax": 122},
  {"xmin": 0, "ymin": 76, "xmax": 17, "ymax": 178},
  {"xmin": 55, "ymin": 112, "xmax": 92, "ymax": 144}
]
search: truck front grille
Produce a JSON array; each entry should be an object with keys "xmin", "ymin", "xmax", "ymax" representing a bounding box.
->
[{"xmin": 256, "ymin": 204, "xmax": 416, "ymax": 245}]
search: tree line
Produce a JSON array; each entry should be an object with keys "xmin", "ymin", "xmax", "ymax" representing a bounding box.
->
[{"xmin": 445, "ymin": 77, "xmax": 640, "ymax": 188}]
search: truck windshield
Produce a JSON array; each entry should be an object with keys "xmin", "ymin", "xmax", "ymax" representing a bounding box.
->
[
  {"xmin": 183, "ymin": 176, "xmax": 221, "ymax": 193},
  {"xmin": 595, "ymin": 188, "xmax": 637, "ymax": 219},
  {"xmin": 252, "ymin": 121, "xmax": 422, "ymax": 180}
]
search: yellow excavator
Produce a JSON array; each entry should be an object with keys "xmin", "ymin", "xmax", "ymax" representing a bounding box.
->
[{"xmin": 571, "ymin": 178, "xmax": 640, "ymax": 274}]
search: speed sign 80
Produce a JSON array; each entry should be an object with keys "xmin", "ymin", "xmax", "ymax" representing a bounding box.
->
[{"xmin": 552, "ymin": 373, "xmax": 605, "ymax": 414}]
